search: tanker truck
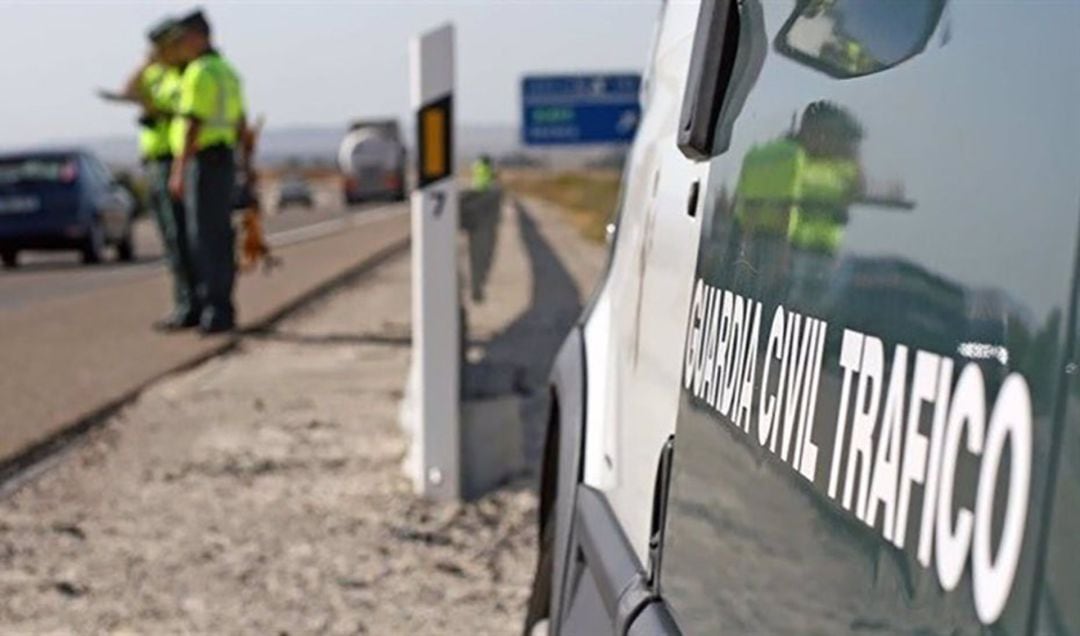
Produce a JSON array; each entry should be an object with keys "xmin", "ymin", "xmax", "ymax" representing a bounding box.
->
[{"xmin": 338, "ymin": 119, "xmax": 407, "ymax": 205}]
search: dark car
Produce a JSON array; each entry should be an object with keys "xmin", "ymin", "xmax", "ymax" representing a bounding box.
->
[
  {"xmin": 0, "ymin": 150, "xmax": 136, "ymax": 267},
  {"xmin": 276, "ymin": 174, "xmax": 314, "ymax": 209}
]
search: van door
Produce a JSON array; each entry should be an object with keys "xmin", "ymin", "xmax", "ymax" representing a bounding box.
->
[
  {"xmin": 554, "ymin": 2, "xmax": 706, "ymax": 632},
  {"xmin": 653, "ymin": 0, "xmax": 1080, "ymax": 633}
]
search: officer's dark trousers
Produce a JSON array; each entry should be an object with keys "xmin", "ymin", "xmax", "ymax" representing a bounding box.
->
[
  {"xmin": 147, "ymin": 157, "xmax": 199, "ymax": 322},
  {"xmin": 184, "ymin": 146, "xmax": 236, "ymax": 330}
]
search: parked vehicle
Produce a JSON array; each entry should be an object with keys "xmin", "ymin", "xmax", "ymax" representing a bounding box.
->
[
  {"xmin": 339, "ymin": 119, "xmax": 407, "ymax": 204},
  {"xmin": 0, "ymin": 149, "xmax": 135, "ymax": 267},
  {"xmin": 276, "ymin": 174, "xmax": 314, "ymax": 209},
  {"xmin": 525, "ymin": 1, "xmax": 1080, "ymax": 634}
]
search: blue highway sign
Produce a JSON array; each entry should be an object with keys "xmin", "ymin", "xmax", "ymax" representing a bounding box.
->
[{"xmin": 522, "ymin": 73, "xmax": 641, "ymax": 145}]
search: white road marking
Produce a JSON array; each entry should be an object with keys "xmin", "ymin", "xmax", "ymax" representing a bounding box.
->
[
  {"xmin": 267, "ymin": 204, "xmax": 404, "ymax": 247},
  {"xmin": 0, "ymin": 204, "xmax": 407, "ymax": 312}
]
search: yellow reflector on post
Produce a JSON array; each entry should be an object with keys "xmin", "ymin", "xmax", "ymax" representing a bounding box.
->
[
  {"xmin": 416, "ymin": 95, "xmax": 453, "ymax": 187},
  {"xmin": 422, "ymin": 108, "xmax": 446, "ymax": 178}
]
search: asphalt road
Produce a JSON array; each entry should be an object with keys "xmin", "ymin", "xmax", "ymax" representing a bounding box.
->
[
  {"xmin": 0, "ymin": 189, "xmax": 409, "ymax": 466},
  {"xmin": 0, "ymin": 181, "xmax": 355, "ymax": 312}
]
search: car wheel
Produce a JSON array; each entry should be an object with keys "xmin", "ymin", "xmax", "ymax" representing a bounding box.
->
[
  {"xmin": 81, "ymin": 220, "xmax": 106, "ymax": 265},
  {"xmin": 116, "ymin": 227, "xmax": 135, "ymax": 263},
  {"xmin": 1, "ymin": 250, "xmax": 18, "ymax": 269}
]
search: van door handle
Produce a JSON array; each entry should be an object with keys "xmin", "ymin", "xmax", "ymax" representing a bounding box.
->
[{"xmin": 686, "ymin": 181, "xmax": 700, "ymax": 218}]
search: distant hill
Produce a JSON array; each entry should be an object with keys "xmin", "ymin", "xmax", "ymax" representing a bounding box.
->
[{"xmin": 2, "ymin": 122, "xmax": 627, "ymax": 171}]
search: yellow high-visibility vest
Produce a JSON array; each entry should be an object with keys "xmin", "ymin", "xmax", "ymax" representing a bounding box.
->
[
  {"xmin": 733, "ymin": 138, "xmax": 858, "ymax": 253},
  {"xmin": 138, "ymin": 63, "xmax": 180, "ymax": 159},
  {"xmin": 172, "ymin": 51, "xmax": 245, "ymax": 153},
  {"xmin": 472, "ymin": 160, "xmax": 494, "ymax": 191}
]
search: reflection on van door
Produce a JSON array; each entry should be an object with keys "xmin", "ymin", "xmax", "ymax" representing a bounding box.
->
[{"xmin": 659, "ymin": 1, "xmax": 1080, "ymax": 634}]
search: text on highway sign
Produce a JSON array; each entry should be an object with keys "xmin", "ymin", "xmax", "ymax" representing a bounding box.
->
[{"xmin": 521, "ymin": 73, "xmax": 641, "ymax": 145}]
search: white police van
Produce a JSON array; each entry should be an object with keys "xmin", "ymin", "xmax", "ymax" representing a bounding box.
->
[{"xmin": 524, "ymin": 1, "xmax": 1080, "ymax": 634}]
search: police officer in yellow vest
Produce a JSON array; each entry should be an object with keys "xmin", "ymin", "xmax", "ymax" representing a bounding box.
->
[
  {"xmin": 471, "ymin": 154, "xmax": 496, "ymax": 191},
  {"xmin": 99, "ymin": 17, "xmax": 201, "ymax": 330},
  {"xmin": 732, "ymin": 101, "xmax": 862, "ymax": 300},
  {"xmin": 168, "ymin": 10, "xmax": 250, "ymax": 334},
  {"xmin": 145, "ymin": 19, "xmax": 204, "ymax": 331},
  {"xmin": 466, "ymin": 155, "xmax": 499, "ymax": 301}
]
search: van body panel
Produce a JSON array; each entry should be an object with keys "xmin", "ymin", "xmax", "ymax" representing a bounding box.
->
[
  {"xmin": 662, "ymin": 1, "xmax": 1080, "ymax": 633},
  {"xmin": 580, "ymin": 0, "xmax": 706, "ymax": 566}
]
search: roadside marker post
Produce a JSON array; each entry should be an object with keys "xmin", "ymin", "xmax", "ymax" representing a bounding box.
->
[{"xmin": 407, "ymin": 23, "xmax": 460, "ymax": 500}]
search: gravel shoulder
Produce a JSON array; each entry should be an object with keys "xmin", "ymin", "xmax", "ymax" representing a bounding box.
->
[{"xmin": 0, "ymin": 249, "xmax": 537, "ymax": 635}]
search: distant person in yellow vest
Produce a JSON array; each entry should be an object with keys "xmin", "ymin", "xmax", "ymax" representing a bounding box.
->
[
  {"xmin": 466, "ymin": 154, "xmax": 499, "ymax": 301},
  {"xmin": 822, "ymin": 37, "xmax": 881, "ymax": 76},
  {"xmin": 472, "ymin": 154, "xmax": 496, "ymax": 191},
  {"xmin": 168, "ymin": 10, "xmax": 250, "ymax": 334}
]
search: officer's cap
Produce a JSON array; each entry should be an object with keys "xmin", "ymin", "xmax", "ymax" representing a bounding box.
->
[
  {"xmin": 176, "ymin": 9, "xmax": 211, "ymax": 36},
  {"xmin": 146, "ymin": 16, "xmax": 181, "ymax": 45}
]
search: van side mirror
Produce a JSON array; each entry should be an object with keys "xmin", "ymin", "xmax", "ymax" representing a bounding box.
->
[
  {"xmin": 677, "ymin": 0, "xmax": 740, "ymax": 161},
  {"xmin": 776, "ymin": 0, "xmax": 945, "ymax": 79}
]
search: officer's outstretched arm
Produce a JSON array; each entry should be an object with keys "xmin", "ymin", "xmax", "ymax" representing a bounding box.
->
[{"xmin": 97, "ymin": 64, "xmax": 151, "ymax": 107}]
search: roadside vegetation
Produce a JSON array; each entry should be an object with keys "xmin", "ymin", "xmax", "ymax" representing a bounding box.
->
[{"xmin": 502, "ymin": 169, "xmax": 621, "ymax": 243}]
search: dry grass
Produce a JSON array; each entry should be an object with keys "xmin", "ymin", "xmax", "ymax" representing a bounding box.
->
[{"xmin": 502, "ymin": 169, "xmax": 621, "ymax": 243}]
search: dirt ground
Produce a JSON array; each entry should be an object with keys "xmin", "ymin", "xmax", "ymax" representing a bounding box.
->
[{"xmin": 0, "ymin": 251, "xmax": 538, "ymax": 635}]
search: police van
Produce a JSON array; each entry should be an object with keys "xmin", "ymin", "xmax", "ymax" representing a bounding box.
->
[{"xmin": 524, "ymin": 1, "xmax": 1079, "ymax": 634}]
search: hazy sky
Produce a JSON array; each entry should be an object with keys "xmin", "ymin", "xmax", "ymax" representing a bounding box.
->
[{"xmin": 0, "ymin": 1, "xmax": 660, "ymax": 149}]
